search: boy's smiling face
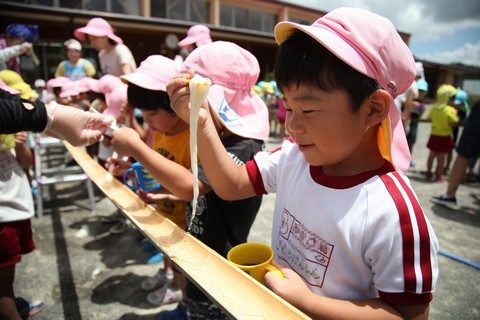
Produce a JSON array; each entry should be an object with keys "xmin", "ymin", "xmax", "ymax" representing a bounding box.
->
[{"xmin": 283, "ymin": 84, "xmax": 376, "ymax": 175}]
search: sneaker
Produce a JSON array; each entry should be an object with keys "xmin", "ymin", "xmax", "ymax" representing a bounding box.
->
[
  {"xmin": 109, "ymin": 219, "xmax": 129, "ymax": 234},
  {"xmin": 157, "ymin": 301, "xmax": 189, "ymax": 320},
  {"xmin": 141, "ymin": 269, "xmax": 174, "ymax": 291},
  {"xmin": 431, "ymin": 194, "xmax": 458, "ymax": 210},
  {"xmin": 147, "ymin": 251, "xmax": 164, "ymax": 264},
  {"xmin": 147, "ymin": 286, "xmax": 183, "ymax": 306},
  {"xmin": 15, "ymin": 297, "xmax": 45, "ymax": 319}
]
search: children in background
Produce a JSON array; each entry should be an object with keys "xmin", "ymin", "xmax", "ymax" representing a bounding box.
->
[
  {"xmin": 445, "ymin": 88, "xmax": 469, "ymax": 173},
  {"xmin": 0, "ymin": 70, "xmax": 37, "ymax": 101},
  {"xmin": 74, "ymin": 17, "xmax": 136, "ymax": 76},
  {"xmin": 33, "ymin": 79, "xmax": 53, "ymax": 104},
  {"xmin": 178, "ymin": 24, "xmax": 212, "ymax": 52},
  {"xmin": 167, "ymin": 8, "xmax": 438, "ymax": 319},
  {"xmin": 426, "ymin": 84, "xmax": 459, "ymax": 182},
  {"xmin": 431, "ymin": 99, "xmax": 480, "ymax": 209},
  {"xmin": 407, "ymin": 78, "xmax": 428, "ymax": 167},
  {"xmin": 0, "ymin": 88, "xmax": 44, "ymax": 320},
  {"xmin": 115, "ymin": 42, "xmax": 268, "ymax": 319},
  {"xmin": 98, "ymin": 84, "xmax": 127, "ymax": 169},
  {"xmin": 109, "ymin": 55, "xmax": 188, "ymax": 305},
  {"xmin": 0, "ymin": 23, "xmax": 38, "ymax": 73},
  {"xmin": 54, "ymin": 38, "xmax": 96, "ymax": 80}
]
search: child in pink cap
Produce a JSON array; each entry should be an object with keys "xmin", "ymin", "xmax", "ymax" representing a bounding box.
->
[
  {"xmin": 168, "ymin": 7, "xmax": 439, "ymax": 319},
  {"xmin": 115, "ymin": 42, "xmax": 269, "ymax": 319},
  {"xmin": 178, "ymin": 24, "xmax": 212, "ymax": 53},
  {"xmin": 109, "ymin": 55, "xmax": 188, "ymax": 303},
  {"xmin": 74, "ymin": 17, "xmax": 136, "ymax": 76}
]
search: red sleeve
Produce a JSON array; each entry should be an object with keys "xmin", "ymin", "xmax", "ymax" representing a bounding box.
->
[{"xmin": 245, "ymin": 159, "xmax": 267, "ymax": 195}]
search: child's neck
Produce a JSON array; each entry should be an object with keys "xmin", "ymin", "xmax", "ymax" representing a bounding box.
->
[{"xmin": 165, "ymin": 121, "xmax": 190, "ymax": 136}]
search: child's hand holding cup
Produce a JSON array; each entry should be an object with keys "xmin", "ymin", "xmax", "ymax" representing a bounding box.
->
[{"xmin": 227, "ymin": 242, "xmax": 283, "ymax": 283}]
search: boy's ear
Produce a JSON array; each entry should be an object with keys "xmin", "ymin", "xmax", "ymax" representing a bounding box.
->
[{"xmin": 366, "ymin": 89, "xmax": 390, "ymax": 126}]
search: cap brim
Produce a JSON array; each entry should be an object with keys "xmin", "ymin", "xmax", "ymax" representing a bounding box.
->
[
  {"xmin": 121, "ymin": 73, "xmax": 167, "ymax": 91},
  {"xmin": 178, "ymin": 34, "xmax": 208, "ymax": 48},
  {"xmin": 207, "ymin": 84, "xmax": 269, "ymax": 141},
  {"xmin": 74, "ymin": 27, "xmax": 123, "ymax": 44}
]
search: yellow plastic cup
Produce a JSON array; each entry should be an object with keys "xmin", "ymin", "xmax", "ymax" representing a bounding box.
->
[{"xmin": 227, "ymin": 242, "xmax": 283, "ymax": 282}]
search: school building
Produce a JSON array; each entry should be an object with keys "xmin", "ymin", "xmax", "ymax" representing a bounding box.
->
[{"xmin": 1, "ymin": 0, "xmax": 479, "ymax": 99}]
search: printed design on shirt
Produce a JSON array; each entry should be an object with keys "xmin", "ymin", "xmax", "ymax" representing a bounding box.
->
[
  {"xmin": 276, "ymin": 208, "xmax": 333, "ymax": 288},
  {"xmin": 217, "ymin": 97, "xmax": 244, "ymax": 131},
  {"xmin": 186, "ymin": 195, "xmax": 207, "ymax": 237},
  {"xmin": 0, "ymin": 153, "xmax": 24, "ymax": 181},
  {"xmin": 156, "ymin": 147, "xmax": 175, "ymax": 162},
  {"xmin": 227, "ymin": 151, "xmax": 245, "ymax": 167}
]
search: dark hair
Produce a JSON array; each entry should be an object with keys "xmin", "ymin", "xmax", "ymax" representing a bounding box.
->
[
  {"xmin": 127, "ymin": 82, "xmax": 174, "ymax": 114},
  {"xmin": 275, "ymin": 30, "xmax": 379, "ymax": 112}
]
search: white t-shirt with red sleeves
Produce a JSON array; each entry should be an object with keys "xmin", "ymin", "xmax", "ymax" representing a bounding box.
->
[{"xmin": 246, "ymin": 139, "xmax": 439, "ymax": 305}]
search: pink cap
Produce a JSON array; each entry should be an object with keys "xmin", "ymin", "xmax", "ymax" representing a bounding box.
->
[
  {"xmin": 121, "ymin": 55, "xmax": 179, "ymax": 91},
  {"xmin": 104, "ymin": 84, "xmax": 127, "ymax": 119},
  {"xmin": 74, "ymin": 17, "xmax": 123, "ymax": 45},
  {"xmin": 0, "ymin": 79, "xmax": 20, "ymax": 95},
  {"xmin": 183, "ymin": 41, "xmax": 270, "ymax": 140},
  {"xmin": 178, "ymin": 24, "xmax": 212, "ymax": 48},
  {"xmin": 78, "ymin": 77, "xmax": 97, "ymax": 92},
  {"xmin": 90, "ymin": 74, "xmax": 123, "ymax": 94},
  {"xmin": 274, "ymin": 7, "xmax": 415, "ymax": 173},
  {"xmin": 46, "ymin": 76, "xmax": 71, "ymax": 93},
  {"xmin": 59, "ymin": 81, "xmax": 80, "ymax": 98}
]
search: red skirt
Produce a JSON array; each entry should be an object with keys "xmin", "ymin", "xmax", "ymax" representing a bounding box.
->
[{"xmin": 427, "ymin": 134, "xmax": 454, "ymax": 153}]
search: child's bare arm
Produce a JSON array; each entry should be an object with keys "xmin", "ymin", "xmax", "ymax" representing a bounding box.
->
[
  {"xmin": 265, "ymin": 263, "xmax": 429, "ymax": 319},
  {"xmin": 111, "ymin": 127, "xmax": 210, "ymax": 200},
  {"xmin": 167, "ymin": 72, "xmax": 257, "ymax": 201}
]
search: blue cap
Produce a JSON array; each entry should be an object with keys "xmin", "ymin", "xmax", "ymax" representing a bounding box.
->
[
  {"xmin": 417, "ymin": 78, "xmax": 428, "ymax": 92},
  {"xmin": 454, "ymin": 89, "xmax": 469, "ymax": 112},
  {"xmin": 5, "ymin": 24, "xmax": 39, "ymax": 42}
]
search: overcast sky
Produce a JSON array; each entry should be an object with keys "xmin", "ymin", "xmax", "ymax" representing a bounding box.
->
[{"xmin": 280, "ymin": 0, "xmax": 480, "ymax": 67}]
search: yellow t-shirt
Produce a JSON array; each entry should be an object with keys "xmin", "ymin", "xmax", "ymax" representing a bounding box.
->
[
  {"xmin": 428, "ymin": 105, "xmax": 458, "ymax": 136},
  {"xmin": 151, "ymin": 129, "xmax": 190, "ymax": 229}
]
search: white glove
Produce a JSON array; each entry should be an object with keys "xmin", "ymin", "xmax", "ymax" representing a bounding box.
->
[{"xmin": 44, "ymin": 103, "xmax": 112, "ymax": 146}]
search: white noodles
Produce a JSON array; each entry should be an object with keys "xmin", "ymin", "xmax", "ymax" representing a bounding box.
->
[{"xmin": 188, "ymin": 74, "xmax": 211, "ymax": 232}]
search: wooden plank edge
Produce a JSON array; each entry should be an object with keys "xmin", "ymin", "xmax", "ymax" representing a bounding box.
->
[{"xmin": 63, "ymin": 141, "xmax": 310, "ymax": 320}]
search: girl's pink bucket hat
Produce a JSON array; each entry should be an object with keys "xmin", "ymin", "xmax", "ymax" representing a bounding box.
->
[{"xmin": 74, "ymin": 18, "xmax": 123, "ymax": 45}]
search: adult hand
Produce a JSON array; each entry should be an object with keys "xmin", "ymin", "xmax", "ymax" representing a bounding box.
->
[{"xmin": 45, "ymin": 103, "xmax": 112, "ymax": 146}]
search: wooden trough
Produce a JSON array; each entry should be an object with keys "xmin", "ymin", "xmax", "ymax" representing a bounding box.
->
[{"xmin": 64, "ymin": 142, "xmax": 310, "ymax": 320}]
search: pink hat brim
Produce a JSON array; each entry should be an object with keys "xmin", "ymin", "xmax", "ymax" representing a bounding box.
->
[
  {"xmin": 121, "ymin": 72, "xmax": 168, "ymax": 91},
  {"xmin": 74, "ymin": 26, "xmax": 123, "ymax": 45},
  {"xmin": 207, "ymin": 84, "xmax": 270, "ymax": 141}
]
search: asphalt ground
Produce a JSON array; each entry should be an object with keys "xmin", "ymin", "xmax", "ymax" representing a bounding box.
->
[{"xmin": 14, "ymin": 120, "xmax": 480, "ymax": 320}]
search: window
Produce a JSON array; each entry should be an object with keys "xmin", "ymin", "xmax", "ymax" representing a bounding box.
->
[
  {"xmin": 221, "ymin": 4, "xmax": 276, "ymax": 32},
  {"xmin": 151, "ymin": 0, "xmax": 208, "ymax": 22}
]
